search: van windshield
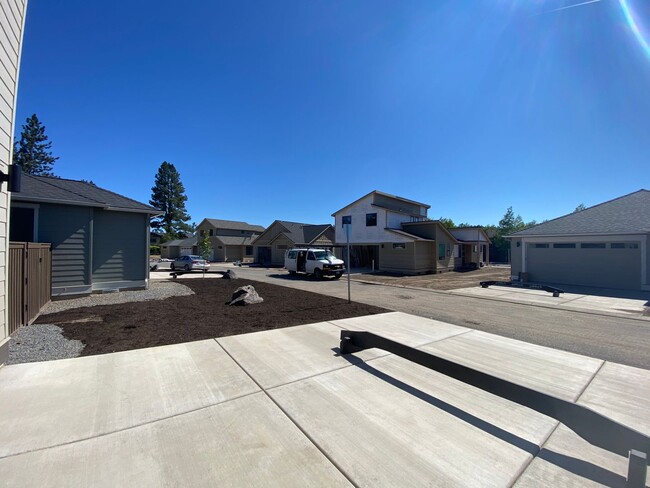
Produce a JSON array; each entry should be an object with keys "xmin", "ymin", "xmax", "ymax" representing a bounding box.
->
[{"xmin": 313, "ymin": 251, "xmax": 336, "ymax": 260}]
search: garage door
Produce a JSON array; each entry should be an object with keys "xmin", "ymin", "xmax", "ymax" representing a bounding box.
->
[{"xmin": 526, "ymin": 242, "xmax": 641, "ymax": 290}]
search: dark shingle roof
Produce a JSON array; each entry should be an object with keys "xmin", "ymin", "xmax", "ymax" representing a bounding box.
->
[
  {"xmin": 162, "ymin": 237, "xmax": 197, "ymax": 247},
  {"xmin": 204, "ymin": 218, "xmax": 265, "ymax": 233},
  {"xmin": 510, "ymin": 190, "xmax": 650, "ymax": 237},
  {"xmin": 270, "ymin": 221, "xmax": 333, "ymax": 245},
  {"xmin": 13, "ymin": 175, "xmax": 160, "ymax": 214}
]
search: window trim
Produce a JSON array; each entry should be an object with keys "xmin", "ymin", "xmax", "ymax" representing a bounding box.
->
[{"xmin": 366, "ymin": 213, "xmax": 377, "ymax": 227}]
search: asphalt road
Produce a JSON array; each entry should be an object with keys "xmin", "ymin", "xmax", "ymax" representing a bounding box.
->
[{"xmin": 207, "ymin": 265, "xmax": 650, "ymax": 370}]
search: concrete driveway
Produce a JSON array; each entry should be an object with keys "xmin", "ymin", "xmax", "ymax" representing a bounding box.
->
[{"xmin": 1, "ymin": 312, "xmax": 648, "ymax": 486}]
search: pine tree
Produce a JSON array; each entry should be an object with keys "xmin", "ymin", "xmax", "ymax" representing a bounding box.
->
[
  {"xmin": 13, "ymin": 114, "xmax": 58, "ymax": 176},
  {"xmin": 149, "ymin": 162, "xmax": 192, "ymax": 239}
]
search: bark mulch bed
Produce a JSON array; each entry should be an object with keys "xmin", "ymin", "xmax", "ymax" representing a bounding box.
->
[{"xmin": 37, "ymin": 279, "xmax": 388, "ymax": 357}]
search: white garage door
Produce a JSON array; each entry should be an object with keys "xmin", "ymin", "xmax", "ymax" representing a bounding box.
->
[
  {"xmin": 526, "ymin": 242, "xmax": 641, "ymax": 290},
  {"xmin": 180, "ymin": 247, "xmax": 193, "ymax": 256}
]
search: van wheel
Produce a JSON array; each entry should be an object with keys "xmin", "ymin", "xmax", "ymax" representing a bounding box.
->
[
  {"xmin": 288, "ymin": 270, "xmax": 296, "ymax": 275},
  {"xmin": 170, "ymin": 263, "xmax": 175, "ymax": 270},
  {"xmin": 333, "ymin": 273, "xmax": 342, "ymax": 280},
  {"xmin": 314, "ymin": 269, "xmax": 323, "ymax": 280}
]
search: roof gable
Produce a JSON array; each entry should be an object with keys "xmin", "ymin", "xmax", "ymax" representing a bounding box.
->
[
  {"xmin": 13, "ymin": 175, "xmax": 159, "ymax": 214},
  {"xmin": 332, "ymin": 190, "xmax": 430, "ymax": 216},
  {"xmin": 510, "ymin": 190, "xmax": 650, "ymax": 237}
]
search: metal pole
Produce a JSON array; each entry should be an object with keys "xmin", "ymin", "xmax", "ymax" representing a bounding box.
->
[{"xmin": 346, "ymin": 224, "xmax": 351, "ymax": 304}]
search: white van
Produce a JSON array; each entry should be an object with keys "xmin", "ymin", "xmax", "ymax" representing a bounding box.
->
[{"xmin": 285, "ymin": 248, "xmax": 345, "ymax": 279}]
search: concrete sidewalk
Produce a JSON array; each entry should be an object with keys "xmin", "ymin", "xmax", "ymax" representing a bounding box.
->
[
  {"xmin": 450, "ymin": 285, "xmax": 649, "ymax": 317},
  {"xmin": 0, "ymin": 312, "xmax": 648, "ymax": 486}
]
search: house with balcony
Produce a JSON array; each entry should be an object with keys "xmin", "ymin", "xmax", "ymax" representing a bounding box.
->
[{"xmin": 332, "ymin": 191, "xmax": 489, "ymax": 274}]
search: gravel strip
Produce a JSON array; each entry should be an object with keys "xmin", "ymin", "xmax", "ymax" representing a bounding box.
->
[
  {"xmin": 8, "ymin": 324, "xmax": 84, "ymax": 364},
  {"xmin": 41, "ymin": 281, "xmax": 194, "ymax": 315}
]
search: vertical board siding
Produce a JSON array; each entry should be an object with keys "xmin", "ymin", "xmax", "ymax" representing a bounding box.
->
[
  {"xmin": 8, "ymin": 242, "xmax": 51, "ymax": 334},
  {"xmin": 92, "ymin": 210, "xmax": 147, "ymax": 283}
]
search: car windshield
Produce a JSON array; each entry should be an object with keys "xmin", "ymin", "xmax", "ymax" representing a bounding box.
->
[{"xmin": 313, "ymin": 251, "xmax": 336, "ymax": 260}]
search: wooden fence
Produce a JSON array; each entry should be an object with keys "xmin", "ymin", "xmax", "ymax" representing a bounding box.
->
[{"xmin": 8, "ymin": 242, "xmax": 52, "ymax": 335}]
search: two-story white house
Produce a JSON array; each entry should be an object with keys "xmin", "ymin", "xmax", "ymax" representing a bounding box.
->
[{"xmin": 332, "ymin": 191, "xmax": 489, "ymax": 274}]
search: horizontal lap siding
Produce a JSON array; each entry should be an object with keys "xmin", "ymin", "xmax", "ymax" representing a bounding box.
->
[
  {"xmin": 1, "ymin": 0, "xmax": 25, "ymax": 350},
  {"xmin": 414, "ymin": 242, "xmax": 435, "ymax": 273},
  {"xmin": 92, "ymin": 210, "xmax": 147, "ymax": 283},
  {"xmin": 271, "ymin": 235, "xmax": 293, "ymax": 266},
  {"xmin": 379, "ymin": 243, "xmax": 416, "ymax": 272},
  {"xmin": 39, "ymin": 204, "xmax": 91, "ymax": 287}
]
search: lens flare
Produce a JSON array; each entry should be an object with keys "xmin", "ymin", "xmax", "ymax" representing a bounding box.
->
[{"xmin": 618, "ymin": 0, "xmax": 650, "ymax": 60}]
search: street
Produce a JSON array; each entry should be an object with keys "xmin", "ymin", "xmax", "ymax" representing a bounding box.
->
[{"xmin": 186, "ymin": 265, "xmax": 650, "ymax": 370}]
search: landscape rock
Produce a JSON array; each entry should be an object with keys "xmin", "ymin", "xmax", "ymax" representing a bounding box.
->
[
  {"xmin": 223, "ymin": 270, "xmax": 238, "ymax": 279},
  {"xmin": 228, "ymin": 285, "xmax": 264, "ymax": 306}
]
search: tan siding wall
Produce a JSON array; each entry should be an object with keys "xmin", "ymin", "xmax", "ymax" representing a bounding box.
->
[
  {"xmin": 435, "ymin": 232, "xmax": 456, "ymax": 271},
  {"xmin": 379, "ymin": 243, "xmax": 415, "ymax": 273},
  {"xmin": 271, "ymin": 235, "xmax": 293, "ymax": 265},
  {"xmin": 1, "ymin": 0, "xmax": 26, "ymax": 360},
  {"xmin": 414, "ymin": 242, "xmax": 435, "ymax": 272}
]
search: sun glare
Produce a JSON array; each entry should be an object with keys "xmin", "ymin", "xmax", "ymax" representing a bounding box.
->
[{"xmin": 618, "ymin": 0, "xmax": 650, "ymax": 60}]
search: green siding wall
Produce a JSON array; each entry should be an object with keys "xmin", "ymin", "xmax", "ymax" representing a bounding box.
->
[
  {"xmin": 39, "ymin": 204, "xmax": 92, "ymax": 287},
  {"xmin": 92, "ymin": 210, "xmax": 147, "ymax": 283}
]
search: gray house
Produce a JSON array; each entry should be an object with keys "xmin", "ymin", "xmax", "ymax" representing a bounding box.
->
[
  {"xmin": 10, "ymin": 175, "xmax": 161, "ymax": 296},
  {"xmin": 508, "ymin": 190, "xmax": 650, "ymax": 291}
]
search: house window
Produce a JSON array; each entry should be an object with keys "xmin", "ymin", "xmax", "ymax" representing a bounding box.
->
[
  {"xmin": 438, "ymin": 243, "xmax": 445, "ymax": 260},
  {"xmin": 342, "ymin": 215, "xmax": 351, "ymax": 227},
  {"xmin": 580, "ymin": 243, "xmax": 605, "ymax": 249},
  {"xmin": 245, "ymin": 246, "xmax": 253, "ymax": 255},
  {"xmin": 209, "ymin": 229, "xmax": 214, "ymax": 236},
  {"xmin": 199, "ymin": 229, "xmax": 205, "ymax": 237},
  {"xmin": 366, "ymin": 213, "xmax": 377, "ymax": 227},
  {"xmin": 393, "ymin": 243, "xmax": 406, "ymax": 250},
  {"xmin": 611, "ymin": 243, "xmax": 638, "ymax": 249},
  {"xmin": 553, "ymin": 243, "xmax": 576, "ymax": 249},
  {"xmin": 533, "ymin": 243, "xmax": 549, "ymax": 249}
]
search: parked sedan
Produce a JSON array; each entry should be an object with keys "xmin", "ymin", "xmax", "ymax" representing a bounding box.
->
[{"xmin": 170, "ymin": 255, "xmax": 210, "ymax": 271}]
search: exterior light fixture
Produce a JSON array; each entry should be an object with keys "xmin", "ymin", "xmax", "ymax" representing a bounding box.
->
[{"xmin": 0, "ymin": 164, "xmax": 21, "ymax": 192}]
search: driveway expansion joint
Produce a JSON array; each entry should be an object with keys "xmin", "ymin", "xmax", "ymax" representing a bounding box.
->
[{"xmin": 214, "ymin": 338, "xmax": 361, "ymax": 488}]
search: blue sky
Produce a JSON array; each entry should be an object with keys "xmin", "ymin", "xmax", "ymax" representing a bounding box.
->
[{"xmin": 15, "ymin": 0, "xmax": 650, "ymax": 228}]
